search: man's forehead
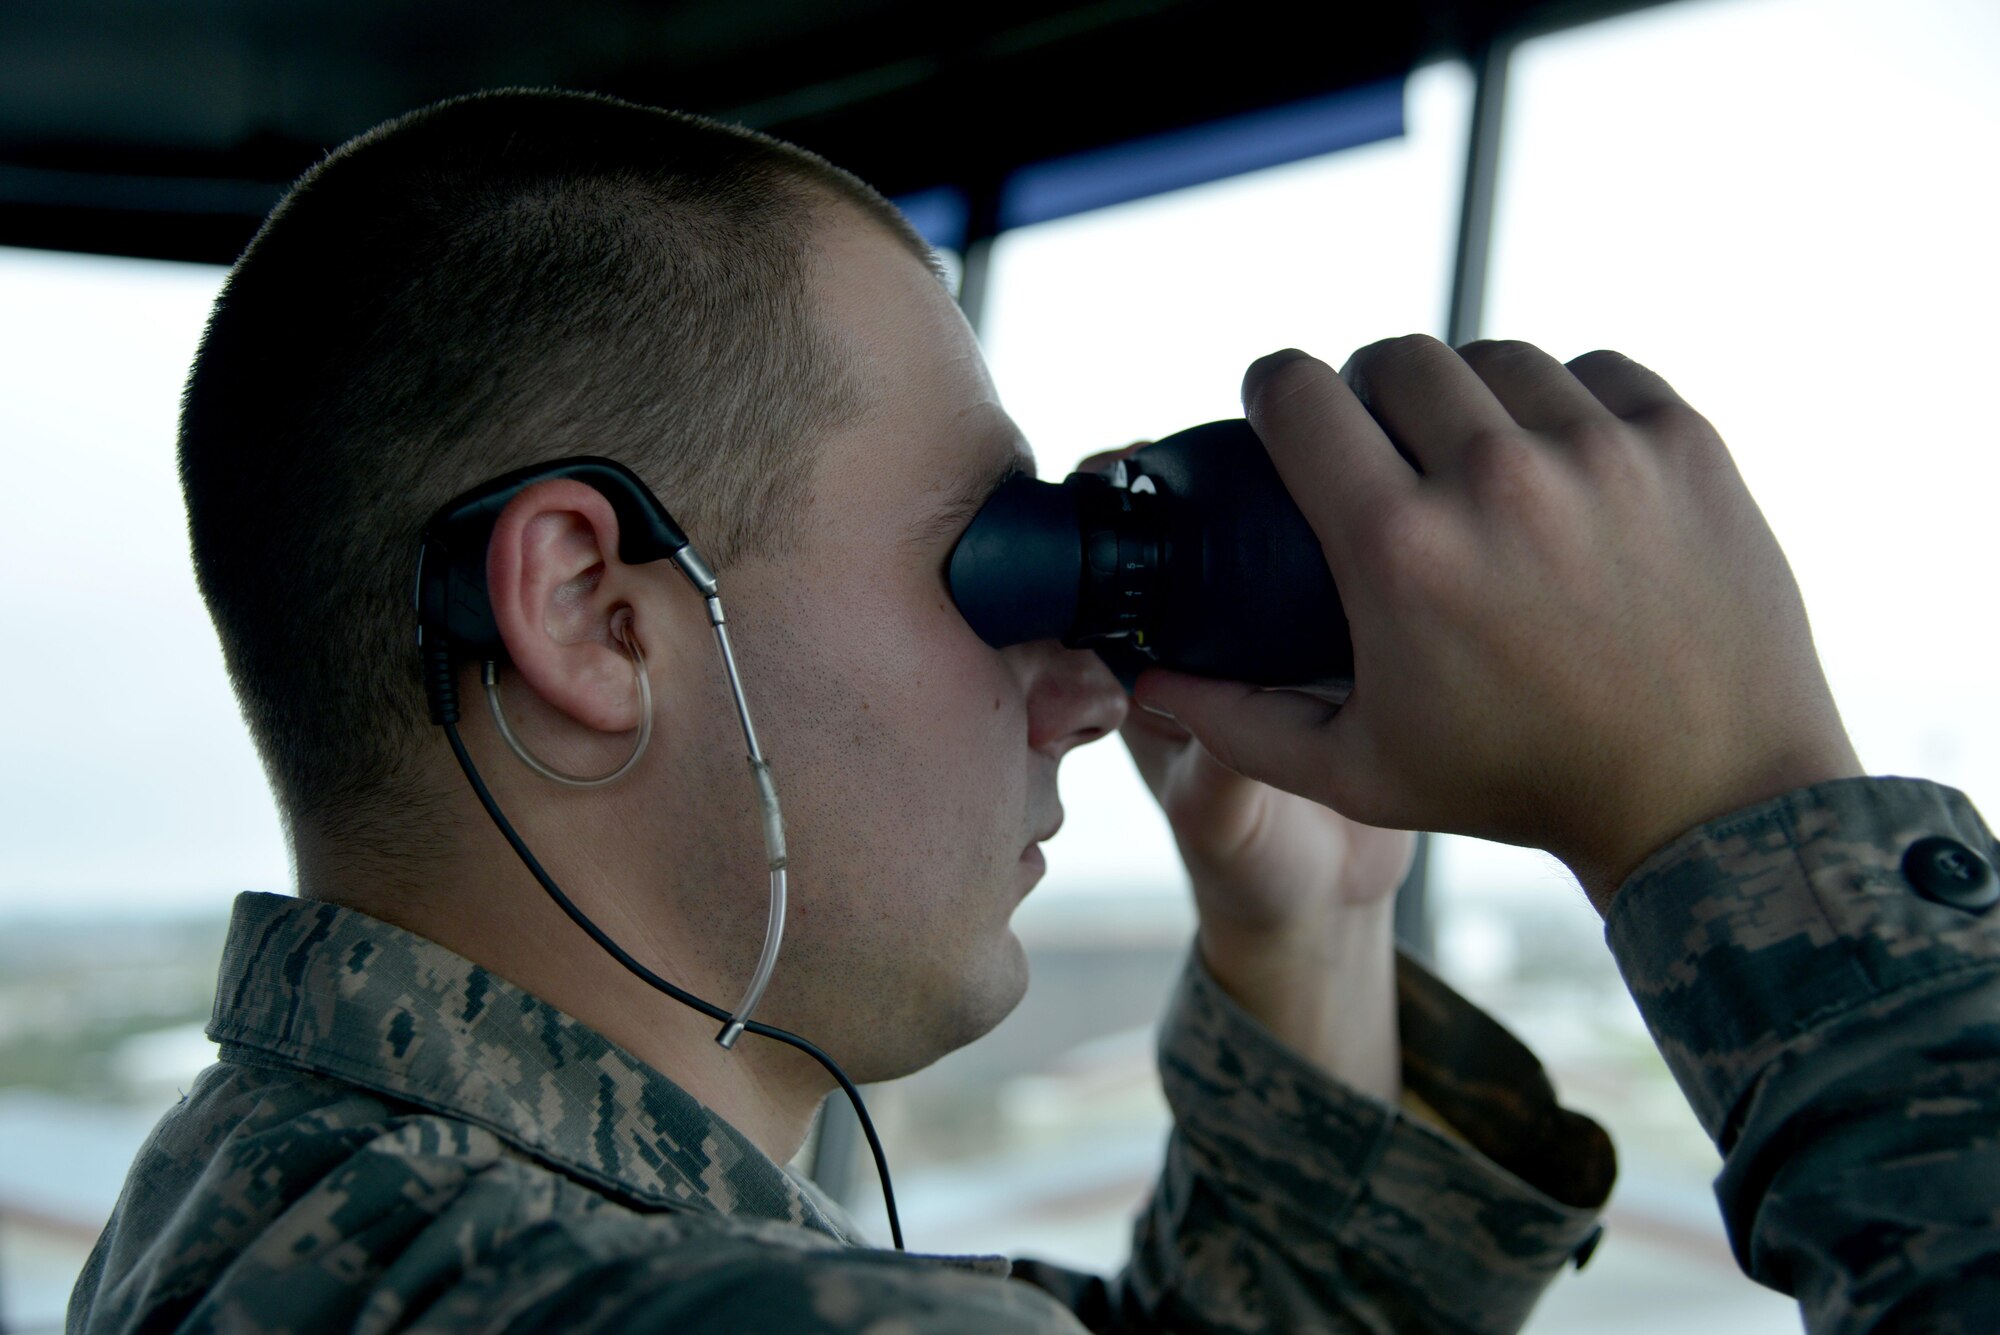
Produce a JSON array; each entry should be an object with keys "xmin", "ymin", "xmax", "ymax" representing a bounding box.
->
[{"xmin": 807, "ymin": 208, "xmax": 1035, "ymax": 532}]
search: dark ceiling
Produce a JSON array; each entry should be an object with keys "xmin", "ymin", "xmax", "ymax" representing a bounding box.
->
[{"xmin": 1, "ymin": 0, "xmax": 1665, "ymax": 265}]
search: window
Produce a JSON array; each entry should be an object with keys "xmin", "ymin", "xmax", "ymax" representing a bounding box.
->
[
  {"xmin": 1436, "ymin": 0, "xmax": 1996, "ymax": 1328},
  {"xmin": 0, "ymin": 245, "xmax": 241, "ymax": 1329}
]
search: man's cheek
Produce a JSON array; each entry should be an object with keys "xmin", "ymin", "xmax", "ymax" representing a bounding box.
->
[{"xmin": 898, "ymin": 614, "xmax": 1017, "ymax": 721}]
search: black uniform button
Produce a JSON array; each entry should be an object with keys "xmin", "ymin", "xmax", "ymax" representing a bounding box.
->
[{"xmin": 1901, "ymin": 836, "xmax": 1998, "ymax": 912}]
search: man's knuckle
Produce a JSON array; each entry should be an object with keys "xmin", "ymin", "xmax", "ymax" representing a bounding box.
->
[
  {"xmin": 1380, "ymin": 333, "xmax": 1448, "ymax": 370},
  {"xmin": 1631, "ymin": 398, "xmax": 1712, "ymax": 443},
  {"xmin": 1344, "ymin": 333, "xmax": 1443, "ymax": 380},
  {"xmin": 1457, "ymin": 338, "xmax": 1540, "ymax": 366},
  {"xmin": 1461, "ymin": 427, "xmax": 1550, "ymax": 493},
  {"xmin": 1362, "ymin": 331, "xmax": 1436, "ymax": 358},
  {"xmin": 1556, "ymin": 417, "xmax": 1629, "ymax": 455},
  {"xmin": 1352, "ymin": 497, "xmax": 1446, "ymax": 593},
  {"xmin": 1567, "ymin": 348, "xmax": 1630, "ymax": 373},
  {"xmin": 1352, "ymin": 490, "xmax": 1416, "ymax": 545}
]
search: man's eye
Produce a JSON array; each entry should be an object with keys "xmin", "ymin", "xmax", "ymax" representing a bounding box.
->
[
  {"xmin": 942, "ymin": 502, "xmax": 981, "ymax": 539},
  {"xmin": 925, "ymin": 500, "xmax": 981, "ymax": 549},
  {"xmin": 934, "ymin": 509, "xmax": 980, "ymax": 589}
]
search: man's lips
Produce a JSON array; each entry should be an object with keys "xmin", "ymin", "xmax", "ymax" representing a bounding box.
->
[
  {"xmin": 1024, "ymin": 809, "xmax": 1064, "ymax": 855},
  {"xmin": 1020, "ymin": 808, "xmax": 1062, "ymax": 877}
]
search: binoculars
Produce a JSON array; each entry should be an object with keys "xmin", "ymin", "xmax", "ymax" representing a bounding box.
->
[{"xmin": 947, "ymin": 418, "xmax": 1354, "ymax": 697}]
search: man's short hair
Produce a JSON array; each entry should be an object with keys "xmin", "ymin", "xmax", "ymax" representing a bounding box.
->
[{"xmin": 180, "ymin": 88, "xmax": 940, "ymax": 861}]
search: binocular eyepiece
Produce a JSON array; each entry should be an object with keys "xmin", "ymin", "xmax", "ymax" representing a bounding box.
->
[{"xmin": 947, "ymin": 418, "xmax": 1354, "ymax": 696}]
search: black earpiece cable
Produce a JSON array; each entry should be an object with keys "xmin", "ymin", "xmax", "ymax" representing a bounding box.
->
[{"xmin": 432, "ymin": 672, "xmax": 905, "ymax": 1251}]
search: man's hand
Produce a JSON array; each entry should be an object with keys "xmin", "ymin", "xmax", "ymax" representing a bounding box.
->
[
  {"xmin": 1082, "ymin": 446, "xmax": 1418, "ymax": 1102},
  {"xmin": 1133, "ymin": 339, "xmax": 1863, "ymax": 911},
  {"xmin": 1120, "ymin": 700, "xmax": 1417, "ymax": 1102}
]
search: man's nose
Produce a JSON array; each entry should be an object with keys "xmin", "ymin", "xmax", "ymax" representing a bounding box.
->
[{"xmin": 1023, "ymin": 640, "xmax": 1130, "ymax": 760}]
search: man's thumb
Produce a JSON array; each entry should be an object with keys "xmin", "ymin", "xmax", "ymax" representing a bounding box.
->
[{"xmin": 1131, "ymin": 667, "xmax": 1348, "ymax": 808}]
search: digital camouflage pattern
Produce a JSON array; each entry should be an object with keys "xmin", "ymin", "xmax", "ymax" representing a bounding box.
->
[
  {"xmin": 70, "ymin": 890, "xmax": 1610, "ymax": 1334},
  {"xmin": 1608, "ymin": 775, "xmax": 2000, "ymax": 1335}
]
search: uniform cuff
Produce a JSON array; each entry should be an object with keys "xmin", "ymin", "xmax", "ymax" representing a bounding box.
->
[
  {"xmin": 1605, "ymin": 775, "xmax": 2000, "ymax": 1145},
  {"xmin": 1159, "ymin": 949, "xmax": 1613, "ymax": 1323}
]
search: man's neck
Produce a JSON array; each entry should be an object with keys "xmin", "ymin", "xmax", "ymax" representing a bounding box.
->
[{"xmin": 294, "ymin": 833, "xmax": 833, "ymax": 1167}]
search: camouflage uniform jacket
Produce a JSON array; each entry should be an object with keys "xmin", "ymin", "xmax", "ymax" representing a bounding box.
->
[
  {"xmin": 1605, "ymin": 775, "xmax": 2000, "ymax": 1334},
  {"xmin": 69, "ymin": 886, "xmax": 1613, "ymax": 1333}
]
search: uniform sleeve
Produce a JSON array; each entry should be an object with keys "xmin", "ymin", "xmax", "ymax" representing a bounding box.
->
[
  {"xmin": 1010, "ymin": 948, "xmax": 1615, "ymax": 1335},
  {"xmin": 1605, "ymin": 775, "xmax": 2000, "ymax": 1335}
]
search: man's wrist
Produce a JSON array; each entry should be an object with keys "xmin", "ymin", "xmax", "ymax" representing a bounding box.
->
[
  {"xmin": 1564, "ymin": 741, "xmax": 1865, "ymax": 912},
  {"xmin": 1195, "ymin": 896, "xmax": 1400, "ymax": 1103}
]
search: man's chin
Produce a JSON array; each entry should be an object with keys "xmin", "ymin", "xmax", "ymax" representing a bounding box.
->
[{"xmin": 847, "ymin": 931, "xmax": 1030, "ymax": 1084}]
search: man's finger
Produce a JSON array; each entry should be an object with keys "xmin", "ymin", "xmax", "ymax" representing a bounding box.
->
[
  {"xmin": 1131, "ymin": 665, "xmax": 1362, "ymax": 816},
  {"xmin": 1564, "ymin": 349, "xmax": 1690, "ymax": 419},
  {"xmin": 1338, "ymin": 334, "xmax": 1520, "ymax": 476},
  {"xmin": 1116, "ymin": 705, "xmax": 1189, "ymax": 796},
  {"xmin": 1455, "ymin": 339, "xmax": 1623, "ymax": 433},
  {"xmin": 1240, "ymin": 349, "xmax": 1416, "ymax": 576},
  {"xmin": 1162, "ymin": 742, "xmax": 1271, "ymax": 866}
]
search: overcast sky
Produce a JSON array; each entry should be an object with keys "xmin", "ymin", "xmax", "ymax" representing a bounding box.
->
[{"xmin": 1, "ymin": 0, "xmax": 1994, "ymax": 925}]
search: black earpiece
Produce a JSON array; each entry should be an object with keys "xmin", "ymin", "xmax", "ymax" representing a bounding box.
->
[{"xmin": 415, "ymin": 456, "xmax": 696, "ymax": 725}]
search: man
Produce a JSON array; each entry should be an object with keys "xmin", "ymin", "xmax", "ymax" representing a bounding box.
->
[
  {"xmin": 70, "ymin": 85, "xmax": 1994, "ymax": 1333},
  {"xmin": 72, "ymin": 88, "xmax": 1609, "ymax": 1334}
]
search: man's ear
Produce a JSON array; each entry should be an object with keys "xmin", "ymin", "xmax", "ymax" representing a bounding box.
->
[{"xmin": 484, "ymin": 479, "xmax": 649, "ymax": 735}]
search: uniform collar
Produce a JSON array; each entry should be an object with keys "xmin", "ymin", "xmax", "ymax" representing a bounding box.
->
[{"xmin": 206, "ymin": 891, "xmax": 854, "ymax": 1241}]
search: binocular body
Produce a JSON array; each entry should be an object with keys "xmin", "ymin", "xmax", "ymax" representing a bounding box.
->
[{"xmin": 947, "ymin": 419, "xmax": 1353, "ymax": 696}]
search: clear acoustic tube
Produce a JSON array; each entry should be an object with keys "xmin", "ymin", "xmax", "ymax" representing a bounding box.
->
[{"xmin": 705, "ymin": 598, "xmax": 787, "ymax": 1049}]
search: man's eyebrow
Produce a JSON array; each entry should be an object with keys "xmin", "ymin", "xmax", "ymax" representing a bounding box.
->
[{"xmin": 902, "ymin": 448, "xmax": 1037, "ymax": 551}]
